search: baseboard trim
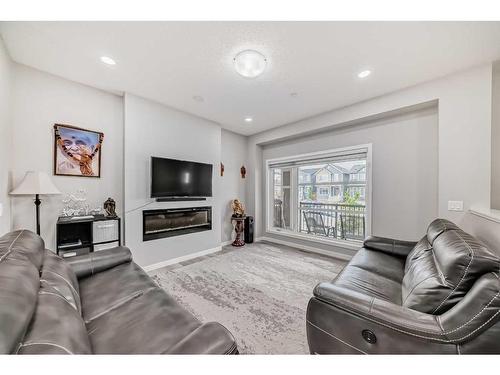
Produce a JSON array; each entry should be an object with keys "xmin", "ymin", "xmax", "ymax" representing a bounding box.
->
[
  {"xmin": 142, "ymin": 245, "xmax": 223, "ymax": 272},
  {"xmin": 257, "ymin": 236, "xmax": 354, "ymax": 262}
]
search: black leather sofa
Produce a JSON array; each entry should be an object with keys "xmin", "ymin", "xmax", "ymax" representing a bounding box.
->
[
  {"xmin": 307, "ymin": 218, "xmax": 500, "ymax": 354},
  {"xmin": 0, "ymin": 230, "xmax": 237, "ymax": 354}
]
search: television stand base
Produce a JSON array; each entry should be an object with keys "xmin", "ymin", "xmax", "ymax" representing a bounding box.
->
[{"xmin": 156, "ymin": 197, "xmax": 207, "ymax": 202}]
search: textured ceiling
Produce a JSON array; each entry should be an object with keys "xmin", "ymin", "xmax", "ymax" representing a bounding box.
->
[{"xmin": 2, "ymin": 21, "xmax": 500, "ymax": 135}]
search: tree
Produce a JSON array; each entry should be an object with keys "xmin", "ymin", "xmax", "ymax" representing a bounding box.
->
[{"xmin": 343, "ymin": 191, "xmax": 360, "ymax": 205}]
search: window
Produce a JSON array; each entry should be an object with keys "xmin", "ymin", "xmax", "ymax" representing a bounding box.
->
[
  {"xmin": 268, "ymin": 145, "xmax": 370, "ymax": 245},
  {"xmin": 333, "ymin": 173, "xmax": 343, "ymax": 182}
]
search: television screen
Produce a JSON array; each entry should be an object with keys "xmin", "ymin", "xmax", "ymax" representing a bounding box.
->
[{"xmin": 151, "ymin": 157, "xmax": 213, "ymax": 198}]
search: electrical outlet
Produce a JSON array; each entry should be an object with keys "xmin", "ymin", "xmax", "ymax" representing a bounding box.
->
[{"xmin": 447, "ymin": 200, "xmax": 464, "ymax": 212}]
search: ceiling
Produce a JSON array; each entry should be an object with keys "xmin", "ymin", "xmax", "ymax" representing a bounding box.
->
[{"xmin": 2, "ymin": 21, "xmax": 500, "ymax": 136}]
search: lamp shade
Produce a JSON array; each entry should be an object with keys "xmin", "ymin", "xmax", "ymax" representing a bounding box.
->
[{"xmin": 10, "ymin": 171, "xmax": 62, "ymax": 196}]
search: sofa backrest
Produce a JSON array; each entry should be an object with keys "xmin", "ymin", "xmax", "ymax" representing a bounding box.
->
[
  {"xmin": 0, "ymin": 230, "xmax": 45, "ymax": 353},
  {"xmin": 0, "ymin": 230, "xmax": 91, "ymax": 354},
  {"xmin": 402, "ymin": 219, "xmax": 500, "ymax": 314}
]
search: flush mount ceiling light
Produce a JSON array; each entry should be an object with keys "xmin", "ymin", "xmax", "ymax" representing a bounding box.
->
[
  {"xmin": 244, "ymin": 117, "xmax": 253, "ymax": 123},
  {"xmin": 234, "ymin": 50, "xmax": 267, "ymax": 78},
  {"xmin": 357, "ymin": 70, "xmax": 371, "ymax": 78},
  {"xmin": 100, "ymin": 56, "xmax": 116, "ymax": 66}
]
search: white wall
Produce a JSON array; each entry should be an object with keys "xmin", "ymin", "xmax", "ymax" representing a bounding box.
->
[
  {"xmin": 262, "ymin": 106, "xmax": 438, "ymax": 243},
  {"xmin": 10, "ymin": 64, "xmax": 124, "ymax": 250},
  {"xmin": 221, "ymin": 129, "xmax": 247, "ymax": 243},
  {"xmin": 491, "ymin": 62, "xmax": 500, "ymax": 210},
  {"xmin": 124, "ymin": 94, "xmax": 223, "ymax": 267},
  {"xmin": 247, "ymin": 64, "xmax": 493, "ymax": 249},
  {"xmin": 0, "ymin": 37, "xmax": 12, "ymax": 235}
]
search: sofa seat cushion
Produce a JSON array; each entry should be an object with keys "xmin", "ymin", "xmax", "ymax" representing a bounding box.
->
[
  {"xmin": 85, "ymin": 287, "xmax": 203, "ymax": 354},
  {"xmin": 402, "ymin": 219, "xmax": 500, "ymax": 314},
  {"xmin": 78, "ymin": 261, "xmax": 157, "ymax": 322},
  {"xmin": 17, "ymin": 283, "xmax": 91, "ymax": 354},
  {"xmin": 333, "ymin": 248, "xmax": 405, "ymax": 304}
]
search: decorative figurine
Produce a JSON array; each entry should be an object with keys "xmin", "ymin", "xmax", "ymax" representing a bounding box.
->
[
  {"xmin": 103, "ymin": 197, "xmax": 117, "ymax": 217},
  {"xmin": 231, "ymin": 199, "xmax": 245, "ymax": 218},
  {"xmin": 240, "ymin": 165, "xmax": 246, "ymax": 179},
  {"xmin": 220, "ymin": 162, "xmax": 225, "ymax": 177}
]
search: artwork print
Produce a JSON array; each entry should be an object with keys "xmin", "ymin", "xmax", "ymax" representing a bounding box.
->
[{"xmin": 54, "ymin": 124, "xmax": 104, "ymax": 177}]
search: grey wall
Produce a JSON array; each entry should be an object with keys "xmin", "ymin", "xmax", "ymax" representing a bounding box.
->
[
  {"xmin": 221, "ymin": 129, "xmax": 247, "ymax": 243},
  {"xmin": 10, "ymin": 64, "xmax": 124, "ymax": 250},
  {"xmin": 0, "ymin": 37, "xmax": 11, "ymax": 235},
  {"xmin": 124, "ymin": 93, "xmax": 223, "ymax": 267},
  {"xmin": 492, "ymin": 62, "xmax": 500, "ymax": 210},
  {"xmin": 262, "ymin": 106, "xmax": 439, "ymax": 243}
]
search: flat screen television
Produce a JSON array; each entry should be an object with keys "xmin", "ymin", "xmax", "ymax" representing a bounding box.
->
[{"xmin": 151, "ymin": 157, "xmax": 213, "ymax": 198}]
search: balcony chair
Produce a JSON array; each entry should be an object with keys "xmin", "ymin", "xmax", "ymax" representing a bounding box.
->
[{"xmin": 303, "ymin": 211, "xmax": 336, "ymax": 237}]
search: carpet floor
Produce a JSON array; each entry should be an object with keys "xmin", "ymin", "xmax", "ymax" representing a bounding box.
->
[{"xmin": 150, "ymin": 241, "xmax": 346, "ymax": 354}]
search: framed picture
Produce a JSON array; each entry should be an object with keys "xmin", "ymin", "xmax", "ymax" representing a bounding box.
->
[{"xmin": 54, "ymin": 124, "xmax": 104, "ymax": 178}]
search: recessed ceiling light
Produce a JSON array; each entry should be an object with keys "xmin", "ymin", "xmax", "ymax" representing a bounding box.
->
[
  {"xmin": 234, "ymin": 50, "xmax": 267, "ymax": 78},
  {"xmin": 100, "ymin": 56, "xmax": 116, "ymax": 66},
  {"xmin": 192, "ymin": 95, "xmax": 204, "ymax": 102},
  {"xmin": 357, "ymin": 70, "xmax": 371, "ymax": 78},
  {"xmin": 244, "ymin": 117, "xmax": 253, "ymax": 123}
]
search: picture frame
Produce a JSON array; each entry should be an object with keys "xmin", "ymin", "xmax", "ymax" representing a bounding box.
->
[{"xmin": 53, "ymin": 124, "xmax": 104, "ymax": 178}]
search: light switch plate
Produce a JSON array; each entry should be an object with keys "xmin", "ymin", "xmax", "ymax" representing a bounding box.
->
[{"xmin": 448, "ymin": 200, "xmax": 464, "ymax": 211}]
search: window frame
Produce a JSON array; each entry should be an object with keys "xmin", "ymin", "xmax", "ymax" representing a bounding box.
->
[{"xmin": 265, "ymin": 144, "xmax": 372, "ymax": 250}]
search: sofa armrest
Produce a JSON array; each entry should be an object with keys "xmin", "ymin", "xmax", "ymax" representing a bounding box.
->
[
  {"xmin": 363, "ymin": 236, "xmax": 417, "ymax": 258},
  {"xmin": 313, "ymin": 282, "xmax": 446, "ymax": 341},
  {"xmin": 164, "ymin": 322, "xmax": 238, "ymax": 354},
  {"xmin": 65, "ymin": 246, "xmax": 132, "ymax": 279}
]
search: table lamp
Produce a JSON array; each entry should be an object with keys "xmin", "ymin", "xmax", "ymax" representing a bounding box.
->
[{"xmin": 10, "ymin": 171, "xmax": 62, "ymax": 235}]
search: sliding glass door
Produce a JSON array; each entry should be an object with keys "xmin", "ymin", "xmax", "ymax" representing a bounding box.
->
[{"xmin": 268, "ymin": 146, "xmax": 370, "ymax": 244}]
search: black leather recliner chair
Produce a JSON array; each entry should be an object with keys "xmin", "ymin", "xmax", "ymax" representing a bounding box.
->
[{"xmin": 307, "ymin": 219, "xmax": 500, "ymax": 354}]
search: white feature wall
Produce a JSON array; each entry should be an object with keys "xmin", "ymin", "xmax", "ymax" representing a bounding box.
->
[
  {"xmin": 0, "ymin": 37, "xmax": 12, "ymax": 235},
  {"xmin": 247, "ymin": 64, "xmax": 493, "ymax": 242},
  {"xmin": 221, "ymin": 129, "xmax": 247, "ymax": 243},
  {"xmin": 262, "ymin": 106, "xmax": 439, "ymax": 242},
  {"xmin": 124, "ymin": 93, "xmax": 222, "ymax": 267},
  {"xmin": 10, "ymin": 65, "xmax": 124, "ymax": 250}
]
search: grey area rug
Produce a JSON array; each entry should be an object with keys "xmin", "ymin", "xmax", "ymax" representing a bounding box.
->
[{"xmin": 150, "ymin": 241, "xmax": 346, "ymax": 354}]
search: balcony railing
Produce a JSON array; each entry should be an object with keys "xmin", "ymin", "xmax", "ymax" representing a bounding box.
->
[{"xmin": 273, "ymin": 200, "xmax": 366, "ymax": 241}]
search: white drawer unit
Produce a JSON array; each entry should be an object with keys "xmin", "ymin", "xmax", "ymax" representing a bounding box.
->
[
  {"xmin": 93, "ymin": 219, "xmax": 119, "ymax": 244},
  {"xmin": 94, "ymin": 241, "xmax": 120, "ymax": 252}
]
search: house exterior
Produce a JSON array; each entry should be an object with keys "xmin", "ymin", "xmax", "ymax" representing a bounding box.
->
[{"xmin": 298, "ymin": 163, "xmax": 366, "ymax": 204}]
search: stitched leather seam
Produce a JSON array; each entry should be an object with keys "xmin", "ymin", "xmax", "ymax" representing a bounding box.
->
[
  {"xmin": 445, "ymin": 291, "xmax": 500, "ymax": 334},
  {"xmin": 43, "ymin": 270, "xmax": 80, "ymax": 298},
  {"xmin": 306, "ymin": 320, "xmax": 367, "ymax": 354},
  {"xmin": 455, "ymin": 309, "xmax": 500, "ymax": 341},
  {"xmin": 39, "ymin": 290, "xmax": 77, "ymax": 310},
  {"xmin": 0, "ymin": 230, "xmax": 25, "ymax": 263},
  {"xmin": 19, "ymin": 342, "xmax": 74, "ymax": 354},
  {"xmin": 318, "ymin": 298, "xmax": 500, "ymax": 343},
  {"xmin": 316, "ymin": 288, "xmax": 500, "ymax": 336},
  {"xmin": 431, "ymin": 230, "xmax": 475, "ymax": 314},
  {"xmin": 85, "ymin": 287, "xmax": 158, "ymax": 323}
]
